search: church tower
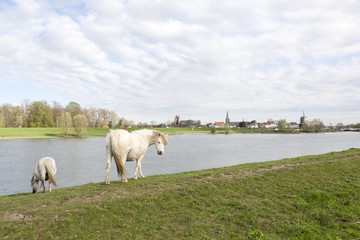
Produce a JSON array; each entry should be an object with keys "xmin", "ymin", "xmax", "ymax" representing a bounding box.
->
[{"xmin": 225, "ymin": 111, "xmax": 230, "ymax": 124}]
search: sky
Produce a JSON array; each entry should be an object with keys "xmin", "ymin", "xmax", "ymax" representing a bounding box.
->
[{"xmin": 0, "ymin": 0, "xmax": 359, "ymax": 125}]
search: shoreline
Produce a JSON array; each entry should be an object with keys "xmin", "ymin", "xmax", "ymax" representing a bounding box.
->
[{"xmin": 0, "ymin": 127, "xmax": 350, "ymax": 140}]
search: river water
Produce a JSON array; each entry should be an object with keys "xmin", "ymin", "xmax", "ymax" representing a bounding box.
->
[{"xmin": 0, "ymin": 132, "xmax": 359, "ymax": 195}]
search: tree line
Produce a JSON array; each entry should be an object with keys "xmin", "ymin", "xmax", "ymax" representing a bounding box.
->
[{"xmin": 0, "ymin": 100, "xmax": 131, "ymax": 130}]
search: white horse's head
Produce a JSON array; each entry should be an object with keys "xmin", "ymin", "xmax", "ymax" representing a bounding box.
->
[
  {"xmin": 153, "ymin": 131, "xmax": 168, "ymax": 155},
  {"xmin": 31, "ymin": 176, "xmax": 39, "ymax": 194}
]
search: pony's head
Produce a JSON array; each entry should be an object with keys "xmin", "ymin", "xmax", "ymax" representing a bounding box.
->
[
  {"xmin": 31, "ymin": 176, "xmax": 39, "ymax": 194},
  {"xmin": 153, "ymin": 131, "xmax": 168, "ymax": 155}
]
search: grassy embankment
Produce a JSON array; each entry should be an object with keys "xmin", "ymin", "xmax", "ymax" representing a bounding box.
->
[
  {"xmin": 0, "ymin": 127, "xmax": 275, "ymax": 138},
  {"xmin": 1, "ymin": 148, "xmax": 360, "ymax": 239}
]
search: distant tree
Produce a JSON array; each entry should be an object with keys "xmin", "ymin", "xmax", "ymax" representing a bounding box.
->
[
  {"xmin": 138, "ymin": 122, "xmax": 149, "ymax": 128},
  {"xmin": 108, "ymin": 111, "xmax": 119, "ymax": 128},
  {"xmin": 119, "ymin": 117, "xmax": 126, "ymax": 128},
  {"xmin": 302, "ymin": 119, "xmax": 325, "ymax": 133},
  {"xmin": 13, "ymin": 106, "xmax": 23, "ymax": 128},
  {"xmin": 27, "ymin": 101, "xmax": 55, "ymax": 127},
  {"xmin": 85, "ymin": 107, "xmax": 98, "ymax": 128},
  {"xmin": 239, "ymin": 121, "xmax": 246, "ymax": 128},
  {"xmin": 1, "ymin": 104, "xmax": 17, "ymax": 127},
  {"xmin": 73, "ymin": 114, "xmax": 88, "ymax": 137},
  {"xmin": 224, "ymin": 125, "xmax": 231, "ymax": 134},
  {"xmin": 20, "ymin": 99, "xmax": 31, "ymax": 127},
  {"xmin": 59, "ymin": 111, "xmax": 72, "ymax": 136},
  {"xmin": 336, "ymin": 123, "xmax": 344, "ymax": 130},
  {"xmin": 0, "ymin": 106, "xmax": 3, "ymax": 127},
  {"xmin": 96, "ymin": 108, "xmax": 110, "ymax": 128},
  {"xmin": 66, "ymin": 102, "xmax": 81, "ymax": 118},
  {"xmin": 52, "ymin": 101, "xmax": 64, "ymax": 127},
  {"xmin": 277, "ymin": 119, "xmax": 289, "ymax": 132}
]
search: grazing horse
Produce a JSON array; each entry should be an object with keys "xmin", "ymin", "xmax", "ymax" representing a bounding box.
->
[
  {"xmin": 105, "ymin": 129, "xmax": 168, "ymax": 184},
  {"xmin": 31, "ymin": 157, "xmax": 57, "ymax": 193}
]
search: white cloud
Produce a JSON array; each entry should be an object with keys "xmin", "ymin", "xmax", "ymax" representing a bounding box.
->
[{"xmin": 0, "ymin": 0, "xmax": 359, "ymax": 124}]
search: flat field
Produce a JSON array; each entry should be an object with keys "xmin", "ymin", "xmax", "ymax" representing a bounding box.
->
[
  {"xmin": 1, "ymin": 148, "xmax": 359, "ymax": 239},
  {"xmin": 0, "ymin": 127, "xmax": 275, "ymax": 139}
]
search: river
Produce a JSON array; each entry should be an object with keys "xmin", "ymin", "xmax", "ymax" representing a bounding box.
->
[{"xmin": 0, "ymin": 132, "xmax": 359, "ymax": 196}]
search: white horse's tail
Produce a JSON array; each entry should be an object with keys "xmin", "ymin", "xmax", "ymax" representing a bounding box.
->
[
  {"xmin": 110, "ymin": 133, "xmax": 127, "ymax": 178},
  {"xmin": 112, "ymin": 150, "xmax": 127, "ymax": 178},
  {"xmin": 45, "ymin": 165, "xmax": 57, "ymax": 187}
]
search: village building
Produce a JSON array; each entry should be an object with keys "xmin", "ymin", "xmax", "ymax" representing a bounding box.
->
[{"xmin": 215, "ymin": 122, "xmax": 225, "ymax": 128}]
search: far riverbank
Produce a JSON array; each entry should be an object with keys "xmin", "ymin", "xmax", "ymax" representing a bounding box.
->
[{"xmin": 1, "ymin": 127, "xmax": 300, "ymax": 139}]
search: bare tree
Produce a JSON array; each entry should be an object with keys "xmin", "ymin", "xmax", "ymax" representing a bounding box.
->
[
  {"xmin": 108, "ymin": 111, "xmax": 119, "ymax": 128},
  {"xmin": 52, "ymin": 101, "xmax": 63, "ymax": 127},
  {"xmin": 85, "ymin": 107, "xmax": 98, "ymax": 128},
  {"xmin": 59, "ymin": 111, "xmax": 72, "ymax": 137},
  {"xmin": 21, "ymin": 99, "xmax": 31, "ymax": 128}
]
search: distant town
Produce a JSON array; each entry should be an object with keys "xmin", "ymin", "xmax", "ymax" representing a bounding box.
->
[{"xmin": 170, "ymin": 111, "xmax": 360, "ymax": 132}]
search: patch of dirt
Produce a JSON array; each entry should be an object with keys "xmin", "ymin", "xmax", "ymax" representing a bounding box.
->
[
  {"xmin": 52, "ymin": 215, "xmax": 66, "ymax": 222},
  {"xmin": 2, "ymin": 211, "xmax": 36, "ymax": 221},
  {"xmin": 219, "ymin": 161, "xmax": 324, "ymax": 179}
]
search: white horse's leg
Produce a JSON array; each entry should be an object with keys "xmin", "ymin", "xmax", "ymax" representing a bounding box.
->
[
  {"xmin": 105, "ymin": 155, "xmax": 112, "ymax": 185},
  {"xmin": 134, "ymin": 155, "xmax": 145, "ymax": 179},
  {"xmin": 41, "ymin": 179, "xmax": 45, "ymax": 193},
  {"xmin": 105, "ymin": 135, "xmax": 112, "ymax": 185},
  {"xmin": 48, "ymin": 180, "xmax": 52, "ymax": 192},
  {"xmin": 120, "ymin": 156, "xmax": 128, "ymax": 183}
]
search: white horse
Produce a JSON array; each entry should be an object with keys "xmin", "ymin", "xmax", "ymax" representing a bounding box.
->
[
  {"xmin": 31, "ymin": 157, "xmax": 57, "ymax": 193},
  {"xmin": 105, "ymin": 129, "xmax": 168, "ymax": 184}
]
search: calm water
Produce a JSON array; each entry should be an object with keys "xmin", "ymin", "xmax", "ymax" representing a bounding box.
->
[{"xmin": 0, "ymin": 132, "xmax": 359, "ymax": 196}]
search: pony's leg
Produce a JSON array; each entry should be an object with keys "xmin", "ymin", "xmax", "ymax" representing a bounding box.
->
[
  {"xmin": 48, "ymin": 180, "xmax": 52, "ymax": 192},
  {"xmin": 134, "ymin": 155, "xmax": 145, "ymax": 179}
]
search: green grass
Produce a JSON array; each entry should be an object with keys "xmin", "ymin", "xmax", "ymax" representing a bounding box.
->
[
  {"xmin": 0, "ymin": 128, "xmax": 112, "ymax": 138},
  {"xmin": 0, "ymin": 127, "xmax": 276, "ymax": 138},
  {"xmin": 1, "ymin": 148, "xmax": 360, "ymax": 239}
]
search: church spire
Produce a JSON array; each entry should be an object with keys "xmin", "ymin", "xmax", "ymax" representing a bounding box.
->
[{"xmin": 225, "ymin": 111, "xmax": 230, "ymax": 124}]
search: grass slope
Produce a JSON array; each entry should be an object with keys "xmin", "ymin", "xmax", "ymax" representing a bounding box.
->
[{"xmin": 1, "ymin": 149, "xmax": 360, "ymax": 239}]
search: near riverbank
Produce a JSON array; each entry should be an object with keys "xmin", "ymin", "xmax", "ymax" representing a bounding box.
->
[{"xmin": 1, "ymin": 148, "xmax": 359, "ymax": 239}]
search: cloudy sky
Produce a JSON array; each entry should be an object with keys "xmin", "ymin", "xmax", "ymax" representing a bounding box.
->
[{"xmin": 0, "ymin": 0, "xmax": 359, "ymax": 125}]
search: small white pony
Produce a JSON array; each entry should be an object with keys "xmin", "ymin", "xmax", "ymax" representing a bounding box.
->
[
  {"xmin": 31, "ymin": 157, "xmax": 57, "ymax": 193},
  {"xmin": 105, "ymin": 129, "xmax": 168, "ymax": 184}
]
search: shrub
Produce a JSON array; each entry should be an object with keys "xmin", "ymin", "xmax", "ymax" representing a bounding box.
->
[
  {"xmin": 59, "ymin": 111, "xmax": 72, "ymax": 137},
  {"xmin": 73, "ymin": 114, "xmax": 89, "ymax": 137}
]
